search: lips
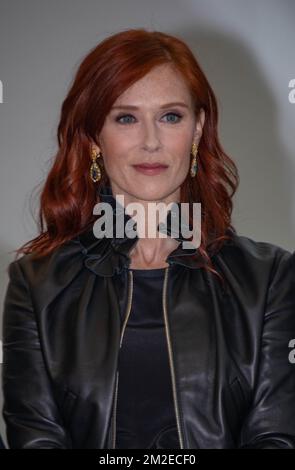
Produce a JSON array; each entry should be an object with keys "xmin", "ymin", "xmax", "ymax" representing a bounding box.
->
[
  {"xmin": 133, "ymin": 163, "xmax": 168, "ymax": 169},
  {"xmin": 132, "ymin": 163, "xmax": 168, "ymax": 175}
]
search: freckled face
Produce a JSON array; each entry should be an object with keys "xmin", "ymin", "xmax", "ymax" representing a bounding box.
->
[{"xmin": 95, "ymin": 63, "xmax": 205, "ymax": 203}]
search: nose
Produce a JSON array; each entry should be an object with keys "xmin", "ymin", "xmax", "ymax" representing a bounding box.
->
[{"xmin": 141, "ymin": 119, "xmax": 162, "ymax": 152}]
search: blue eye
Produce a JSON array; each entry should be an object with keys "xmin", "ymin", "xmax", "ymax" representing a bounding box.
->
[
  {"xmin": 116, "ymin": 114, "xmax": 135, "ymax": 124},
  {"xmin": 163, "ymin": 112, "xmax": 182, "ymax": 123},
  {"xmin": 115, "ymin": 112, "xmax": 183, "ymax": 124}
]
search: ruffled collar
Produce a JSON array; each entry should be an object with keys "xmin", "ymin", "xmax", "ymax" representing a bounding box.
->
[{"xmin": 78, "ymin": 185, "xmax": 204, "ymax": 276}]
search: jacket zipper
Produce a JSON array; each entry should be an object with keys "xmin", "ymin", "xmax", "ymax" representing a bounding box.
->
[
  {"xmin": 162, "ymin": 265, "xmax": 184, "ymax": 449},
  {"xmin": 111, "ymin": 269, "xmax": 134, "ymax": 449},
  {"xmin": 109, "ymin": 264, "xmax": 185, "ymax": 449}
]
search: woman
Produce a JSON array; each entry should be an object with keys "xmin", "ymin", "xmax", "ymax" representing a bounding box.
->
[{"xmin": 2, "ymin": 28, "xmax": 295, "ymax": 449}]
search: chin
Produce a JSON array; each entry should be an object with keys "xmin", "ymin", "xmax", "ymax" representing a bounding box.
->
[{"xmin": 130, "ymin": 188, "xmax": 170, "ymax": 202}]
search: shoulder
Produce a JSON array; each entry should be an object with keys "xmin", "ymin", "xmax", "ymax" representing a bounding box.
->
[
  {"xmin": 220, "ymin": 230, "xmax": 293, "ymax": 264},
  {"xmin": 6, "ymin": 237, "xmax": 84, "ymax": 294},
  {"xmin": 215, "ymin": 231, "xmax": 294, "ymax": 290}
]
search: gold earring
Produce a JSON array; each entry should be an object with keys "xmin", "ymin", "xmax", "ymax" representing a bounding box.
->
[
  {"xmin": 90, "ymin": 146, "xmax": 102, "ymax": 182},
  {"xmin": 190, "ymin": 143, "xmax": 198, "ymax": 177}
]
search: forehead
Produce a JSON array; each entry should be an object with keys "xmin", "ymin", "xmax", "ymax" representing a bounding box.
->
[{"xmin": 113, "ymin": 64, "xmax": 193, "ymax": 108}]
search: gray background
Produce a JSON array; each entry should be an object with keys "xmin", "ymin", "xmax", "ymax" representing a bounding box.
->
[{"xmin": 0, "ymin": 0, "xmax": 294, "ymax": 448}]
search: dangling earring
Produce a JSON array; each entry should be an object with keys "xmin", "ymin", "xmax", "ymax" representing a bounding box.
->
[
  {"xmin": 89, "ymin": 146, "xmax": 102, "ymax": 182},
  {"xmin": 190, "ymin": 143, "xmax": 198, "ymax": 177}
]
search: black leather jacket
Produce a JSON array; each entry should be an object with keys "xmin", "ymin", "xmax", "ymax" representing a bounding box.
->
[{"xmin": 2, "ymin": 188, "xmax": 295, "ymax": 449}]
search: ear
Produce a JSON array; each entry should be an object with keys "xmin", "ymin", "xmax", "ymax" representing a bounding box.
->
[
  {"xmin": 89, "ymin": 140, "xmax": 101, "ymax": 154},
  {"xmin": 194, "ymin": 108, "xmax": 205, "ymax": 143}
]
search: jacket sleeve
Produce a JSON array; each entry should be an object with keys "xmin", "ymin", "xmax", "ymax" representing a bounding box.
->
[
  {"xmin": 238, "ymin": 249, "xmax": 295, "ymax": 448},
  {"xmin": 1, "ymin": 259, "xmax": 72, "ymax": 449}
]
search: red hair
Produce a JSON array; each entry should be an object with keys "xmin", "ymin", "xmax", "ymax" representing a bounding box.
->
[{"xmin": 14, "ymin": 28, "xmax": 239, "ymax": 282}]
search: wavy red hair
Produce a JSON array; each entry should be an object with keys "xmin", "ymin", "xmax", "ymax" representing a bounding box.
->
[{"xmin": 14, "ymin": 28, "xmax": 239, "ymax": 283}]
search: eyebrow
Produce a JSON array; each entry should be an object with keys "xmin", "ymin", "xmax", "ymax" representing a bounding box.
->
[{"xmin": 111, "ymin": 102, "xmax": 190, "ymax": 110}]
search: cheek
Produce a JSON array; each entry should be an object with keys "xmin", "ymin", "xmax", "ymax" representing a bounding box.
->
[
  {"xmin": 102, "ymin": 155, "xmax": 120, "ymax": 174},
  {"xmin": 172, "ymin": 154, "xmax": 191, "ymax": 180},
  {"xmin": 175, "ymin": 160, "xmax": 190, "ymax": 176},
  {"xmin": 103, "ymin": 150, "xmax": 131, "ymax": 175},
  {"xmin": 166, "ymin": 133, "xmax": 192, "ymax": 155},
  {"xmin": 103, "ymin": 133, "xmax": 134, "ymax": 161},
  {"xmin": 170, "ymin": 146, "xmax": 191, "ymax": 169},
  {"xmin": 99, "ymin": 137, "xmax": 126, "ymax": 168},
  {"xmin": 99, "ymin": 126, "xmax": 122, "ymax": 153}
]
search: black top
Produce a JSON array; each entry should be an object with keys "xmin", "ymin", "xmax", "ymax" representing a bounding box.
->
[{"xmin": 115, "ymin": 267, "xmax": 180, "ymax": 449}]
